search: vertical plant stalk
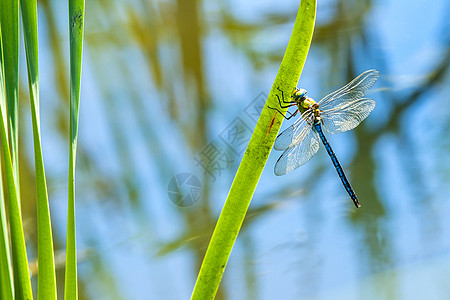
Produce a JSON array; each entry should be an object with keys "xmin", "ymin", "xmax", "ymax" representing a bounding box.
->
[
  {"xmin": 191, "ymin": 1, "xmax": 316, "ymax": 299},
  {"xmin": 1, "ymin": 0, "xmax": 20, "ymax": 198},
  {"xmin": 1, "ymin": 0, "xmax": 34, "ymax": 299},
  {"xmin": 65, "ymin": 1, "xmax": 85, "ymax": 299},
  {"xmin": 21, "ymin": 0, "xmax": 58, "ymax": 299},
  {"xmin": 0, "ymin": 104, "xmax": 33, "ymax": 300},
  {"xmin": 0, "ymin": 25, "xmax": 14, "ymax": 300}
]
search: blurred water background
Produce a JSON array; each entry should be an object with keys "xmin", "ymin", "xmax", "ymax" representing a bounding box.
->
[{"xmin": 17, "ymin": 0, "xmax": 450, "ymax": 299}]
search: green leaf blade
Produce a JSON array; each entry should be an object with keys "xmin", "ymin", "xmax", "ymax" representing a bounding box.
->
[
  {"xmin": 65, "ymin": 1, "xmax": 85, "ymax": 300},
  {"xmin": 0, "ymin": 24, "xmax": 14, "ymax": 300},
  {"xmin": 20, "ymin": 0, "xmax": 57, "ymax": 299},
  {"xmin": 1, "ymin": 0, "xmax": 20, "ymax": 197},
  {"xmin": 1, "ymin": 0, "xmax": 33, "ymax": 298}
]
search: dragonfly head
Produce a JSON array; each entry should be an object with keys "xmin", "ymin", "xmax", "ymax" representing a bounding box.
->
[{"xmin": 291, "ymin": 88, "xmax": 307, "ymax": 102}]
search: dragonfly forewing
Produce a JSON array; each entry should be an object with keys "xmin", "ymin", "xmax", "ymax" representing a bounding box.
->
[
  {"xmin": 321, "ymin": 98, "xmax": 375, "ymax": 134},
  {"xmin": 318, "ymin": 70, "xmax": 379, "ymax": 112}
]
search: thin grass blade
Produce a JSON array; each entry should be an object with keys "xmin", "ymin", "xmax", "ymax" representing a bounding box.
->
[
  {"xmin": 1, "ymin": 0, "xmax": 20, "ymax": 198},
  {"xmin": 0, "ymin": 0, "xmax": 34, "ymax": 298},
  {"xmin": 0, "ymin": 25, "xmax": 14, "ymax": 300},
  {"xmin": 20, "ymin": 0, "xmax": 57, "ymax": 298},
  {"xmin": 65, "ymin": 0, "xmax": 85, "ymax": 299}
]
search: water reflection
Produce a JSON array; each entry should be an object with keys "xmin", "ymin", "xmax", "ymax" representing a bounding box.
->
[{"xmin": 18, "ymin": 0, "xmax": 450, "ymax": 299}]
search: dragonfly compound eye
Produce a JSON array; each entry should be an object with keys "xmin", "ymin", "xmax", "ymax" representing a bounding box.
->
[{"xmin": 292, "ymin": 88, "xmax": 307, "ymax": 101}]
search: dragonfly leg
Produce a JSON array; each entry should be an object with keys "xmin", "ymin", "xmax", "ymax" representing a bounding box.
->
[
  {"xmin": 276, "ymin": 87, "xmax": 296, "ymax": 108},
  {"xmin": 268, "ymin": 105, "xmax": 299, "ymax": 120},
  {"xmin": 268, "ymin": 87, "xmax": 298, "ymax": 119}
]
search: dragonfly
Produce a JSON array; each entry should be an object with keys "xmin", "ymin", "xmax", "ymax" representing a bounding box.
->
[{"xmin": 270, "ymin": 70, "xmax": 379, "ymax": 208}]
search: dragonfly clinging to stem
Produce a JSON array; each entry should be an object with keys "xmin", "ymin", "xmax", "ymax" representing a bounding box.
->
[{"xmin": 270, "ymin": 70, "xmax": 379, "ymax": 208}]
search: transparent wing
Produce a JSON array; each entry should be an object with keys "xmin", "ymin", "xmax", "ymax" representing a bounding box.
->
[
  {"xmin": 321, "ymin": 98, "xmax": 375, "ymax": 134},
  {"xmin": 318, "ymin": 70, "xmax": 379, "ymax": 112},
  {"xmin": 274, "ymin": 110, "xmax": 314, "ymax": 151},
  {"xmin": 274, "ymin": 126, "xmax": 320, "ymax": 176}
]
